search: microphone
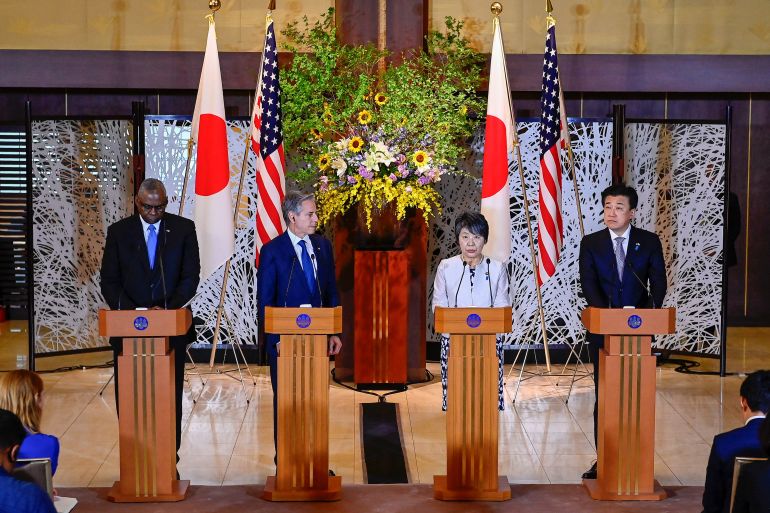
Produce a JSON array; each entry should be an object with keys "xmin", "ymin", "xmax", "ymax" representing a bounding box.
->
[
  {"xmin": 159, "ymin": 225, "xmax": 168, "ymax": 309},
  {"xmin": 486, "ymin": 258, "xmax": 494, "ymax": 307},
  {"xmin": 626, "ymin": 259, "xmax": 657, "ymax": 309},
  {"xmin": 284, "ymin": 257, "xmax": 297, "ymax": 307},
  {"xmin": 454, "ymin": 261, "xmax": 467, "ymax": 308},
  {"xmin": 310, "ymin": 253, "xmax": 323, "ymax": 307}
]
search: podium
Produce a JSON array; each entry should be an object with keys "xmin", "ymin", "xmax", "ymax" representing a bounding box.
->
[
  {"xmin": 98, "ymin": 308, "xmax": 191, "ymax": 502},
  {"xmin": 433, "ymin": 306, "xmax": 512, "ymax": 501},
  {"xmin": 262, "ymin": 306, "xmax": 342, "ymax": 501},
  {"xmin": 581, "ymin": 307, "xmax": 676, "ymax": 501}
]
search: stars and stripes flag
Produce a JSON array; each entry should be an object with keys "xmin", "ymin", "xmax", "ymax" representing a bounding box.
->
[
  {"xmin": 536, "ymin": 22, "xmax": 564, "ymax": 286},
  {"xmin": 191, "ymin": 18, "xmax": 235, "ymax": 280},
  {"xmin": 252, "ymin": 16, "xmax": 286, "ymax": 264},
  {"xmin": 480, "ymin": 17, "xmax": 513, "ymax": 264}
]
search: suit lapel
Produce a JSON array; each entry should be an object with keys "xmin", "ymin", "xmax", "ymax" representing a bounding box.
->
[{"xmin": 133, "ymin": 216, "xmax": 152, "ymax": 276}]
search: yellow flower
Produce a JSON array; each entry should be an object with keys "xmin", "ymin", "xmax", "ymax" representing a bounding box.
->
[
  {"xmin": 374, "ymin": 93, "xmax": 388, "ymax": 106},
  {"xmin": 358, "ymin": 110, "xmax": 373, "ymax": 125},
  {"xmin": 318, "ymin": 153, "xmax": 331, "ymax": 171},
  {"xmin": 412, "ymin": 150, "xmax": 429, "ymax": 167},
  {"xmin": 310, "ymin": 128, "xmax": 322, "ymax": 140},
  {"xmin": 458, "ymin": 105, "xmax": 468, "ymax": 116},
  {"xmin": 323, "ymin": 112, "xmax": 334, "ymax": 126},
  {"xmin": 348, "ymin": 136, "xmax": 364, "ymax": 153}
]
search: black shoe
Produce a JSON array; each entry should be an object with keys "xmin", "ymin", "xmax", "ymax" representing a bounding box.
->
[
  {"xmin": 581, "ymin": 461, "xmax": 597, "ymax": 480},
  {"xmin": 328, "ymin": 469, "xmax": 336, "ymax": 477}
]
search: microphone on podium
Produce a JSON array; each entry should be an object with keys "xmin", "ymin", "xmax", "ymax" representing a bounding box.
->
[
  {"xmin": 486, "ymin": 258, "xmax": 493, "ymax": 307},
  {"xmin": 454, "ymin": 261, "xmax": 467, "ymax": 308},
  {"xmin": 284, "ymin": 257, "xmax": 297, "ymax": 307}
]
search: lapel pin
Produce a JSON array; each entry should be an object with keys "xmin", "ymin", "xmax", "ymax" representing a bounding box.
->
[{"xmin": 634, "ymin": 242, "xmax": 640, "ymax": 251}]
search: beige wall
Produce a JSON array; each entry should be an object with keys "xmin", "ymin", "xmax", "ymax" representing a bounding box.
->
[
  {"xmin": 432, "ymin": 0, "xmax": 770, "ymax": 54},
  {"xmin": 0, "ymin": 0, "xmax": 768, "ymax": 54},
  {"xmin": 0, "ymin": 0, "xmax": 333, "ymax": 52}
]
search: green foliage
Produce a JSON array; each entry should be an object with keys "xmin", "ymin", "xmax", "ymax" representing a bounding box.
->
[{"xmin": 280, "ymin": 9, "xmax": 485, "ymax": 185}]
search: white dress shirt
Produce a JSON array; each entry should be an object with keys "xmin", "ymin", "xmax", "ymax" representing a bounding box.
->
[
  {"xmin": 287, "ymin": 229, "xmax": 316, "ymax": 275},
  {"xmin": 609, "ymin": 224, "xmax": 631, "ymax": 255},
  {"xmin": 139, "ymin": 217, "xmax": 162, "ymax": 244}
]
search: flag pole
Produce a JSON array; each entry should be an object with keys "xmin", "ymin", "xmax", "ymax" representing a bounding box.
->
[
  {"xmin": 178, "ymin": 138, "xmax": 195, "ymax": 216},
  {"xmin": 492, "ymin": 3, "xmax": 552, "ymax": 371},
  {"xmin": 208, "ymin": 6, "xmax": 274, "ymax": 368},
  {"xmin": 549, "ymin": 3, "xmax": 585, "ymax": 239}
]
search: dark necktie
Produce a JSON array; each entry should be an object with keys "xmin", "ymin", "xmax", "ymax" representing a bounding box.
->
[
  {"xmin": 298, "ymin": 240, "xmax": 316, "ymax": 293},
  {"xmin": 147, "ymin": 225, "xmax": 157, "ymax": 269}
]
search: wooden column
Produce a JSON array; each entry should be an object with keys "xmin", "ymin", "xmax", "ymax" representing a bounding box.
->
[{"xmin": 353, "ymin": 251, "xmax": 408, "ymax": 385}]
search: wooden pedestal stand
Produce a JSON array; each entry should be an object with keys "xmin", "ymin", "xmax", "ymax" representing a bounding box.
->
[
  {"xmin": 262, "ymin": 306, "xmax": 342, "ymax": 501},
  {"xmin": 581, "ymin": 307, "xmax": 676, "ymax": 501},
  {"xmin": 433, "ymin": 306, "xmax": 512, "ymax": 501},
  {"xmin": 98, "ymin": 309, "xmax": 191, "ymax": 502}
]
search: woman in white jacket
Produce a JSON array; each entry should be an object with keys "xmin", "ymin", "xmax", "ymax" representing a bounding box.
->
[{"xmin": 432, "ymin": 212, "xmax": 510, "ymax": 411}]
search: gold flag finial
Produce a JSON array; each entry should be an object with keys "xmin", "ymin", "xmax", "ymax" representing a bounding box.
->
[
  {"xmin": 546, "ymin": 0, "xmax": 553, "ymax": 14},
  {"xmin": 268, "ymin": 0, "xmax": 276, "ymax": 10},
  {"xmin": 209, "ymin": 0, "xmax": 221, "ymax": 12},
  {"xmin": 491, "ymin": 2, "xmax": 502, "ymax": 16}
]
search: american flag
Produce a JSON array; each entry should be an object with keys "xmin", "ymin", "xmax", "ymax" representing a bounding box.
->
[
  {"xmin": 252, "ymin": 17, "xmax": 286, "ymax": 263},
  {"xmin": 536, "ymin": 23, "xmax": 564, "ymax": 285}
]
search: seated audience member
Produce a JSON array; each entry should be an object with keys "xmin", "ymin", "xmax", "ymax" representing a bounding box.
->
[
  {"xmin": 702, "ymin": 370, "xmax": 770, "ymax": 513},
  {"xmin": 732, "ymin": 416, "xmax": 770, "ymax": 513},
  {"xmin": 0, "ymin": 408, "xmax": 56, "ymax": 513},
  {"xmin": 0, "ymin": 371, "xmax": 60, "ymax": 475}
]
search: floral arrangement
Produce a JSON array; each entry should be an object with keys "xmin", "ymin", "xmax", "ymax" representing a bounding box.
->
[{"xmin": 281, "ymin": 9, "xmax": 485, "ymax": 229}]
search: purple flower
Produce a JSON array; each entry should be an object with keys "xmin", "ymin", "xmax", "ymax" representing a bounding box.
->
[
  {"xmin": 417, "ymin": 176, "xmax": 431, "ymax": 186},
  {"xmin": 388, "ymin": 173, "xmax": 397, "ymax": 181},
  {"xmin": 347, "ymin": 175, "xmax": 358, "ymax": 184}
]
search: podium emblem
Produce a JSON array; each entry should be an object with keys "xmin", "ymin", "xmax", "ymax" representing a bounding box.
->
[
  {"xmin": 466, "ymin": 313, "xmax": 482, "ymax": 328},
  {"xmin": 627, "ymin": 314, "xmax": 642, "ymax": 329},
  {"xmin": 133, "ymin": 316, "xmax": 149, "ymax": 331},
  {"xmin": 296, "ymin": 314, "xmax": 312, "ymax": 329}
]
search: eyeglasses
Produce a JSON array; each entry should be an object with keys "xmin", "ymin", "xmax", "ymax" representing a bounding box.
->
[{"xmin": 139, "ymin": 202, "xmax": 167, "ymax": 212}]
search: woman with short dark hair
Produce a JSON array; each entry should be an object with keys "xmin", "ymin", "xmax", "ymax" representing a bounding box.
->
[{"xmin": 432, "ymin": 212, "xmax": 510, "ymax": 411}]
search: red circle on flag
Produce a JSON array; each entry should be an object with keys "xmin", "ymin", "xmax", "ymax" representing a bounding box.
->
[{"xmin": 195, "ymin": 113, "xmax": 230, "ymax": 197}]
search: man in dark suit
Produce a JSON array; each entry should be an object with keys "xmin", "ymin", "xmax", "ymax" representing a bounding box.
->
[
  {"xmin": 578, "ymin": 183, "xmax": 667, "ymax": 479},
  {"xmin": 100, "ymin": 178, "xmax": 200, "ymax": 464},
  {"xmin": 257, "ymin": 190, "xmax": 342, "ymax": 461},
  {"xmin": 703, "ymin": 370, "xmax": 770, "ymax": 513}
]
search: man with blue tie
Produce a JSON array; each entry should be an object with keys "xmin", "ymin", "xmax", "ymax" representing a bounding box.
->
[
  {"xmin": 100, "ymin": 178, "xmax": 200, "ymax": 470},
  {"xmin": 578, "ymin": 183, "xmax": 667, "ymax": 479},
  {"xmin": 257, "ymin": 190, "xmax": 342, "ymax": 460}
]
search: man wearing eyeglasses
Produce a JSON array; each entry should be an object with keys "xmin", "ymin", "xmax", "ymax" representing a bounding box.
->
[{"xmin": 100, "ymin": 178, "xmax": 200, "ymax": 473}]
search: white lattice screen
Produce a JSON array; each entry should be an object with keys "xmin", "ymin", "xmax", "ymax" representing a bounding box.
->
[
  {"xmin": 30, "ymin": 117, "xmax": 725, "ymax": 356},
  {"xmin": 31, "ymin": 120, "xmax": 134, "ymax": 353}
]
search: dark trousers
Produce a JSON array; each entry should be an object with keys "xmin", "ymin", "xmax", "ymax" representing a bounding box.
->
[
  {"xmin": 111, "ymin": 332, "xmax": 188, "ymax": 458},
  {"xmin": 586, "ymin": 332, "xmax": 603, "ymax": 447}
]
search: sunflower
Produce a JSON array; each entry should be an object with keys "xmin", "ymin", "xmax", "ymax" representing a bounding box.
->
[
  {"xmin": 412, "ymin": 150, "xmax": 429, "ymax": 167},
  {"xmin": 310, "ymin": 128, "xmax": 323, "ymax": 140},
  {"xmin": 318, "ymin": 153, "xmax": 331, "ymax": 171},
  {"xmin": 323, "ymin": 112, "xmax": 334, "ymax": 126},
  {"xmin": 357, "ymin": 110, "xmax": 372, "ymax": 125},
  {"xmin": 348, "ymin": 136, "xmax": 365, "ymax": 153},
  {"xmin": 374, "ymin": 92, "xmax": 388, "ymax": 106}
]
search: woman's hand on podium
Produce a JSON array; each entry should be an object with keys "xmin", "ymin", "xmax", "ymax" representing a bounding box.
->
[{"xmin": 328, "ymin": 335, "xmax": 342, "ymax": 356}]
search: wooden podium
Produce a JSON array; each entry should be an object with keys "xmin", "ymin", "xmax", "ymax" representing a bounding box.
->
[
  {"xmin": 581, "ymin": 307, "xmax": 676, "ymax": 501},
  {"xmin": 433, "ymin": 306, "xmax": 512, "ymax": 501},
  {"xmin": 262, "ymin": 306, "xmax": 342, "ymax": 501},
  {"xmin": 98, "ymin": 308, "xmax": 191, "ymax": 503}
]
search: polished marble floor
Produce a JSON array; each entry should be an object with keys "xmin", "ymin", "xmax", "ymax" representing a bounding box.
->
[{"xmin": 1, "ymin": 321, "xmax": 769, "ymax": 489}]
